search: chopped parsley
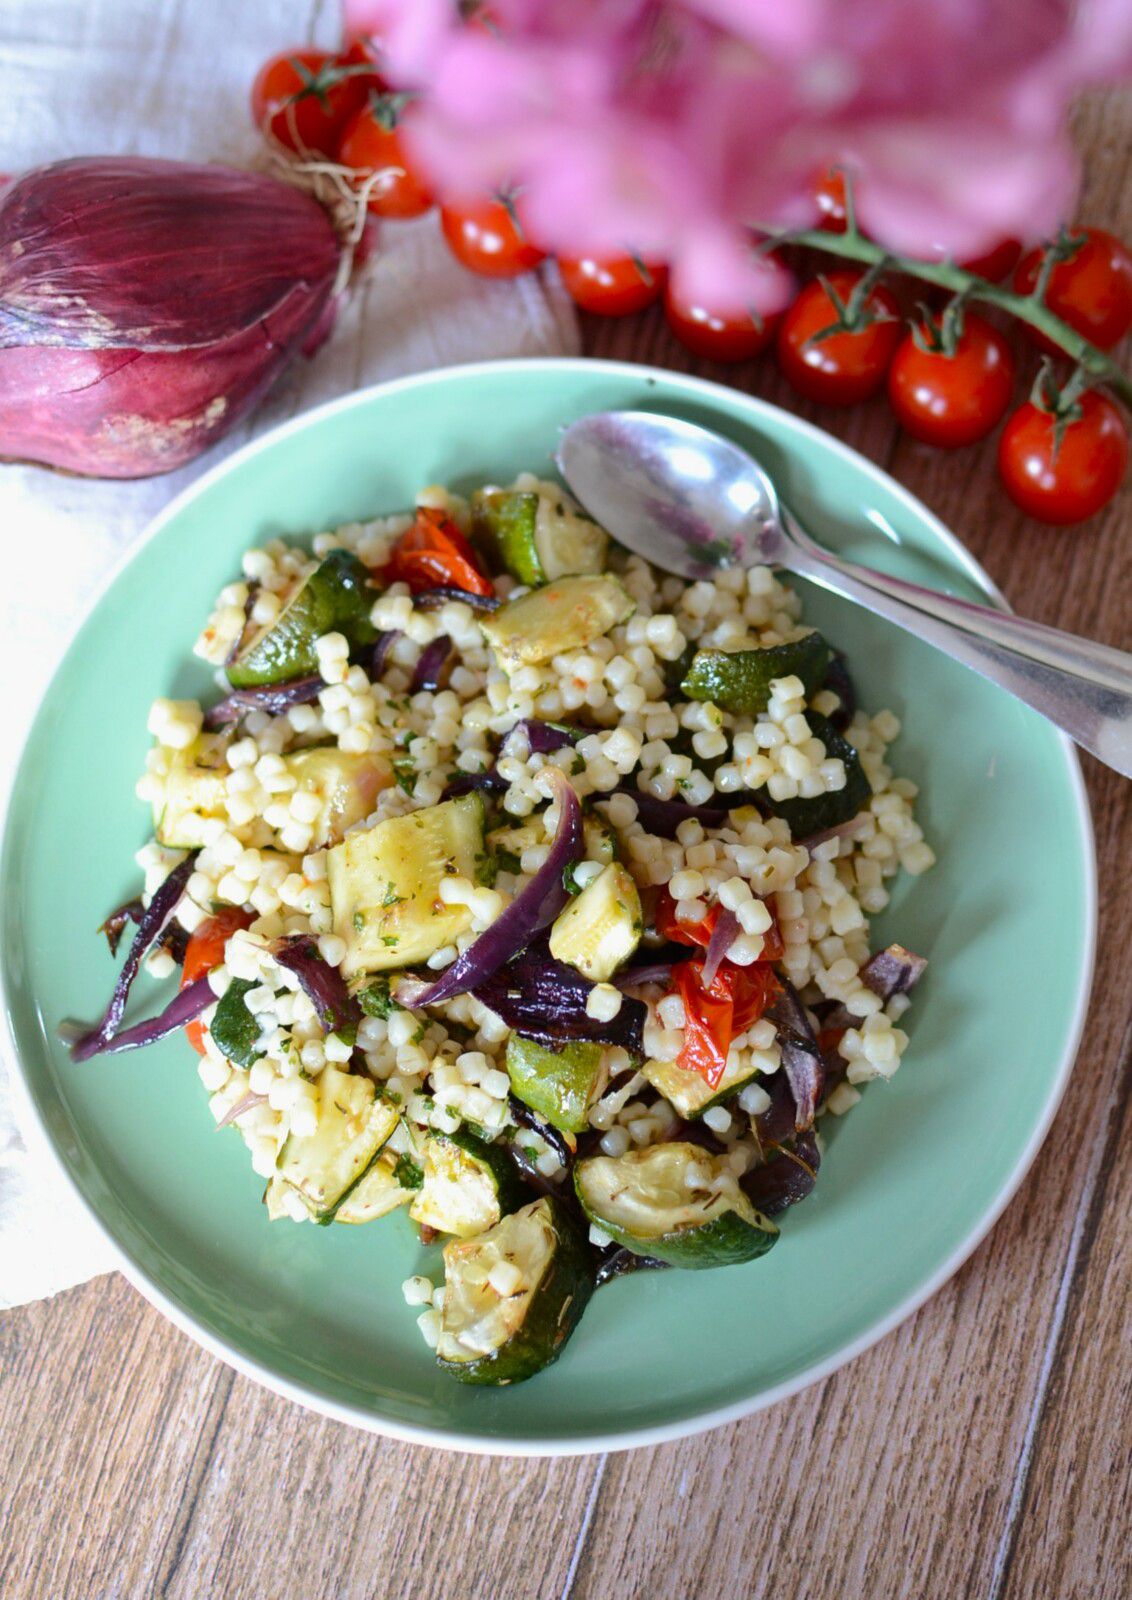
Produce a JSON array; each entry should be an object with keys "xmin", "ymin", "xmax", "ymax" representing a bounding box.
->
[{"xmin": 393, "ymin": 1154, "xmax": 424, "ymax": 1191}]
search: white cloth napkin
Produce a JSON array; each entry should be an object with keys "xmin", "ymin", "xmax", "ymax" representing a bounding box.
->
[{"xmin": 0, "ymin": 0, "xmax": 578, "ymax": 1308}]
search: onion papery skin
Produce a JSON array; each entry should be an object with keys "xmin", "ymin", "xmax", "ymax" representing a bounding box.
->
[{"xmin": 0, "ymin": 157, "xmax": 341, "ymax": 478}]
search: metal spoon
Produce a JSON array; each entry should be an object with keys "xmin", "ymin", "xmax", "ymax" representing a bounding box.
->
[{"xmin": 557, "ymin": 409, "xmax": 1132, "ymax": 778}]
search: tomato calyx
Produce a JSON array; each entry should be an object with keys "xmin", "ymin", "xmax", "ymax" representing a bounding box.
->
[
  {"xmin": 1023, "ymin": 224, "xmax": 1089, "ymax": 307},
  {"xmin": 284, "ymin": 55, "xmax": 376, "ymax": 114},
  {"xmin": 806, "ymin": 259, "xmax": 896, "ymax": 348},
  {"xmin": 366, "ymin": 87, "xmax": 416, "ymax": 132},
  {"xmin": 909, "ymin": 293, "xmax": 970, "ymax": 359},
  {"xmin": 493, "ymin": 184, "xmax": 532, "ymax": 244},
  {"xmin": 1030, "ymin": 360, "xmax": 1090, "ymax": 456}
]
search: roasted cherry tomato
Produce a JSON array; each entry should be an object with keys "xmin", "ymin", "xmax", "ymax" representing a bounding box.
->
[
  {"xmin": 337, "ymin": 94, "xmax": 433, "ymax": 218},
  {"xmin": 250, "ymin": 44, "xmax": 378, "ymax": 156},
  {"xmin": 1013, "ymin": 228, "xmax": 1132, "ymax": 353},
  {"xmin": 814, "ymin": 169, "xmax": 850, "ymax": 233},
  {"xmin": 960, "ymin": 237, "xmax": 1021, "ymax": 281},
  {"xmin": 654, "ymin": 885, "xmax": 721, "ymax": 948},
  {"xmin": 673, "ymin": 960, "xmax": 779, "ymax": 1088},
  {"xmin": 887, "ymin": 313, "xmax": 1015, "ymax": 448},
  {"xmin": 654, "ymin": 885, "xmax": 783, "ymax": 960},
  {"xmin": 997, "ymin": 390, "xmax": 1128, "ymax": 525},
  {"xmin": 181, "ymin": 908, "xmax": 256, "ymax": 1054},
  {"xmin": 557, "ymin": 255, "xmax": 666, "ymax": 316},
  {"xmin": 440, "ymin": 196, "xmax": 545, "ymax": 277},
  {"xmin": 383, "ymin": 507, "xmax": 495, "ymax": 596},
  {"xmin": 777, "ymin": 271, "xmax": 902, "ymax": 405},
  {"xmin": 664, "ymin": 284, "xmax": 781, "ymax": 362}
]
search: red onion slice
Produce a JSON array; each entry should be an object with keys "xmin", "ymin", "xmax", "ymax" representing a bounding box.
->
[
  {"xmin": 764, "ymin": 979, "xmax": 825, "ymax": 1131},
  {"xmin": 409, "ymin": 768, "xmax": 583, "ymax": 1008},
  {"xmin": 410, "ymin": 634, "xmax": 453, "ymax": 693},
  {"xmin": 215, "ymin": 1090, "xmax": 268, "ymax": 1130},
  {"xmin": 361, "ymin": 631, "xmax": 402, "ymax": 679},
  {"xmin": 862, "ymin": 944, "xmax": 928, "ymax": 1000},
  {"xmin": 70, "ymin": 854, "xmax": 197, "ymax": 1059},
  {"xmin": 72, "ymin": 973, "xmax": 214, "ymax": 1060},
  {"xmin": 97, "ymin": 895, "xmax": 144, "ymax": 957},
  {"xmin": 472, "ymin": 939, "xmax": 647, "ymax": 1055},
  {"xmin": 204, "ymin": 675, "xmax": 325, "ymax": 731},
  {"xmin": 701, "ymin": 907, "xmax": 740, "ymax": 987},
  {"xmin": 443, "ymin": 770, "xmax": 508, "ymax": 798},
  {"xmin": 413, "ymin": 586, "xmax": 501, "ymax": 612},
  {"xmin": 275, "ymin": 936, "xmax": 359, "ymax": 1033},
  {"xmin": 501, "ymin": 719, "xmax": 585, "ymax": 758}
]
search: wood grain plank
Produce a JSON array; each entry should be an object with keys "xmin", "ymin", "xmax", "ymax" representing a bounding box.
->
[
  {"xmin": 990, "ymin": 89, "xmax": 1132, "ymax": 1600},
  {"xmin": 569, "ymin": 83, "xmax": 1132, "ymax": 1600},
  {"xmin": 159, "ymin": 1378, "xmax": 599, "ymax": 1600},
  {"xmin": 0, "ymin": 1274, "xmax": 230, "ymax": 1600},
  {"xmin": 998, "ymin": 1036, "xmax": 1132, "ymax": 1600}
]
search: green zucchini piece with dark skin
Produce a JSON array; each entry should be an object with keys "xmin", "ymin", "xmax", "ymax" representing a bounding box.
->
[
  {"xmin": 436, "ymin": 1196, "xmax": 594, "ymax": 1384},
  {"xmin": 506, "ymin": 1034, "xmax": 605, "ymax": 1135},
  {"xmin": 760, "ymin": 713, "xmax": 871, "ymax": 838},
  {"xmin": 409, "ymin": 1128, "xmax": 528, "ymax": 1238},
  {"xmin": 472, "ymin": 490, "xmax": 542, "ymax": 586},
  {"xmin": 575, "ymin": 1142, "xmax": 778, "ymax": 1269},
  {"xmin": 681, "ymin": 631, "xmax": 832, "ymax": 715},
  {"xmin": 275, "ymin": 1068, "xmax": 399, "ymax": 1225},
  {"xmin": 209, "ymin": 978, "xmax": 261, "ymax": 1068},
  {"xmin": 228, "ymin": 549, "xmax": 376, "ymax": 687}
]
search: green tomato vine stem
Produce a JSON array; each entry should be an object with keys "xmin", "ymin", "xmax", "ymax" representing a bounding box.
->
[{"xmin": 769, "ymin": 225, "xmax": 1132, "ymax": 412}]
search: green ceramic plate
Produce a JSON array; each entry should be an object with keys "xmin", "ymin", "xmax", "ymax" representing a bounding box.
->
[{"xmin": 1, "ymin": 360, "xmax": 1094, "ymax": 1454}]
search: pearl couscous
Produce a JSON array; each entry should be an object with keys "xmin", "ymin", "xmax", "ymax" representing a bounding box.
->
[{"xmin": 77, "ymin": 469, "xmax": 930, "ymax": 1385}]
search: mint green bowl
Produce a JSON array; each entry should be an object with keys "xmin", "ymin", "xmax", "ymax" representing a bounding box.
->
[{"xmin": 0, "ymin": 360, "xmax": 1094, "ymax": 1454}]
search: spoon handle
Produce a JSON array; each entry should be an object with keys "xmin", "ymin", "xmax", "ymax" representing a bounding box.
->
[{"xmin": 780, "ymin": 508, "xmax": 1132, "ymax": 777}]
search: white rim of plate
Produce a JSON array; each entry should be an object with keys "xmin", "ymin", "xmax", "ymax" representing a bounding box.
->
[{"xmin": 0, "ymin": 355, "xmax": 1098, "ymax": 1457}]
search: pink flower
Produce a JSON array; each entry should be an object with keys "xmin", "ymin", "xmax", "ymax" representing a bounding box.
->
[{"xmin": 347, "ymin": 0, "xmax": 1132, "ymax": 312}]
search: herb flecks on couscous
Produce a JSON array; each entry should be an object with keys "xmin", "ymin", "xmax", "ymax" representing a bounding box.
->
[{"xmin": 72, "ymin": 468, "xmax": 932, "ymax": 1385}]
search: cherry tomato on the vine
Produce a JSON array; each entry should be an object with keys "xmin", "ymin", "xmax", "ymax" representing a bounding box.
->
[
  {"xmin": 1013, "ymin": 228, "xmax": 1132, "ymax": 353},
  {"xmin": 558, "ymin": 255, "xmax": 666, "ymax": 315},
  {"xmin": 814, "ymin": 169, "xmax": 850, "ymax": 233},
  {"xmin": 440, "ymin": 196, "xmax": 545, "ymax": 277},
  {"xmin": 960, "ymin": 237, "xmax": 1022, "ymax": 282},
  {"xmin": 664, "ymin": 282, "xmax": 782, "ymax": 362},
  {"xmin": 997, "ymin": 390, "xmax": 1128, "ymax": 524},
  {"xmin": 337, "ymin": 95, "xmax": 434, "ymax": 219},
  {"xmin": 887, "ymin": 313, "xmax": 1015, "ymax": 448},
  {"xmin": 250, "ymin": 44, "xmax": 379, "ymax": 156},
  {"xmin": 776, "ymin": 271, "xmax": 901, "ymax": 405}
]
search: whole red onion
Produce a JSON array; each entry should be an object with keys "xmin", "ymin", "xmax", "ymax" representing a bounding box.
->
[{"xmin": 0, "ymin": 157, "xmax": 342, "ymax": 478}]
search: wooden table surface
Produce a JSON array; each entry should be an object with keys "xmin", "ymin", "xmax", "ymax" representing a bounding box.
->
[{"xmin": 3, "ymin": 89, "xmax": 1129, "ymax": 1600}]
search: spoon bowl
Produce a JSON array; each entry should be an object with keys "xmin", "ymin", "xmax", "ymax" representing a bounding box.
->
[{"xmin": 557, "ymin": 409, "xmax": 785, "ymax": 580}]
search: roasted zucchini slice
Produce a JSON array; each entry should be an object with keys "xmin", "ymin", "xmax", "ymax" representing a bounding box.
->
[
  {"xmin": 436, "ymin": 1197, "xmax": 594, "ymax": 1384},
  {"xmin": 549, "ymin": 862, "xmax": 642, "ymax": 982},
  {"xmin": 152, "ymin": 734, "xmax": 228, "ymax": 848},
  {"xmin": 281, "ymin": 748, "xmax": 391, "ymax": 848},
  {"xmin": 681, "ymin": 631, "xmax": 831, "ymax": 715},
  {"xmin": 335, "ymin": 1148, "xmax": 417, "ymax": 1225},
  {"xmin": 276, "ymin": 1067, "xmax": 399, "ymax": 1224},
  {"xmin": 480, "ymin": 575, "xmax": 634, "ymax": 668},
  {"xmin": 409, "ymin": 1129, "xmax": 525, "ymax": 1239},
  {"xmin": 506, "ymin": 1034, "xmax": 606, "ymax": 1135},
  {"xmin": 228, "ymin": 549, "xmax": 376, "ymax": 687},
  {"xmin": 327, "ymin": 792, "xmax": 486, "ymax": 976},
  {"xmin": 473, "ymin": 486, "xmax": 607, "ymax": 585},
  {"xmin": 641, "ymin": 1054, "xmax": 759, "ymax": 1120},
  {"xmin": 575, "ymin": 1141, "xmax": 778, "ymax": 1268}
]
